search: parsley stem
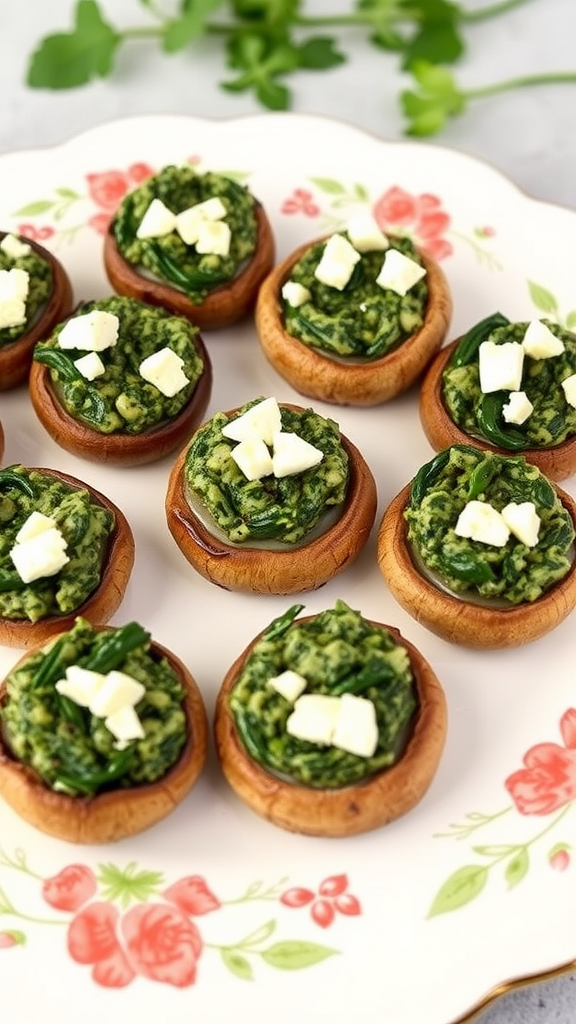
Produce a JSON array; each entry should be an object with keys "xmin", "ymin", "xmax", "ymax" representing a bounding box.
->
[
  {"xmin": 461, "ymin": 0, "xmax": 537, "ymax": 22},
  {"xmin": 464, "ymin": 71, "xmax": 576, "ymax": 100}
]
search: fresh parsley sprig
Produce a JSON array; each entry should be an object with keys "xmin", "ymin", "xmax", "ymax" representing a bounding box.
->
[{"xmin": 24, "ymin": 0, "xmax": 576, "ymax": 138}]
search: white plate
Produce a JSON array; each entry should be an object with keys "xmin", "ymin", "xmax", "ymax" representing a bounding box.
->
[{"xmin": 0, "ymin": 113, "xmax": 575, "ymax": 1024}]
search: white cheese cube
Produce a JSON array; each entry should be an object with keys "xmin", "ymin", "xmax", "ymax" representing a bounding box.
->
[
  {"xmin": 230, "ymin": 436, "xmax": 274, "ymax": 481},
  {"xmin": 454, "ymin": 500, "xmax": 510, "ymax": 547},
  {"xmin": 195, "ymin": 219, "xmax": 231, "ymax": 257},
  {"xmin": 346, "ymin": 211, "xmax": 389, "ymax": 253},
  {"xmin": 174, "ymin": 208, "xmax": 204, "ymax": 246},
  {"xmin": 105, "ymin": 704, "xmax": 145, "ymax": 744},
  {"xmin": 375, "ymin": 249, "xmax": 426, "ymax": 296},
  {"xmin": 502, "ymin": 390, "xmax": 533, "ymax": 425},
  {"xmin": 55, "ymin": 666, "xmax": 107, "ymax": 707},
  {"xmin": 15, "ymin": 511, "xmax": 56, "ymax": 543},
  {"xmin": 501, "ymin": 501, "xmax": 541, "ymax": 547},
  {"xmin": 286, "ymin": 694, "xmax": 341, "ymax": 746},
  {"xmin": 561, "ymin": 373, "xmax": 576, "ymax": 409},
  {"xmin": 139, "ymin": 346, "xmax": 189, "ymax": 397},
  {"xmin": 0, "ymin": 234, "xmax": 32, "ymax": 258},
  {"xmin": 269, "ymin": 669, "xmax": 308, "ymax": 703},
  {"xmin": 74, "ymin": 351, "xmax": 106, "ymax": 381},
  {"xmin": 222, "ymin": 397, "xmax": 282, "ymax": 445},
  {"xmin": 0, "ymin": 267, "xmax": 29, "ymax": 302},
  {"xmin": 281, "ymin": 280, "xmax": 312, "ymax": 307},
  {"xmin": 478, "ymin": 341, "xmax": 524, "ymax": 393},
  {"xmin": 10, "ymin": 527, "xmax": 69, "ymax": 583},
  {"xmin": 190, "ymin": 197, "xmax": 227, "ymax": 221},
  {"xmin": 271, "ymin": 431, "xmax": 324, "ymax": 478},
  {"xmin": 522, "ymin": 320, "xmax": 565, "ymax": 359},
  {"xmin": 89, "ymin": 670, "xmax": 145, "ymax": 718},
  {"xmin": 58, "ymin": 310, "xmax": 119, "ymax": 352},
  {"xmin": 314, "ymin": 234, "xmax": 361, "ymax": 291},
  {"xmin": 0, "ymin": 298, "xmax": 26, "ymax": 329},
  {"xmin": 331, "ymin": 693, "xmax": 379, "ymax": 758},
  {"xmin": 136, "ymin": 198, "xmax": 177, "ymax": 239}
]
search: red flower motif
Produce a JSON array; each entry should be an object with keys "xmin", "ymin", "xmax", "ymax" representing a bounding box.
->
[
  {"xmin": 163, "ymin": 876, "xmax": 220, "ymax": 916},
  {"xmin": 86, "ymin": 162, "xmax": 154, "ymax": 212},
  {"xmin": 505, "ymin": 708, "xmax": 576, "ymax": 815},
  {"xmin": 68, "ymin": 902, "xmax": 127, "ymax": 967},
  {"xmin": 127, "ymin": 162, "xmax": 154, "ymax": 185},
  {"xmin": 372, "ymin": 185, "xmax": 453, "ymax": 260},
  {"xmin": 280, "ymin": 874, "xmax": 361, "ymax": 928},
  {"xmin": 121, "ymin": 903, "xmax": 203, "ymax": 987},
  {"xmin": 281, "ymin": 188, "xmax": 320, "ymax": 217},
  {"xmin": 0, "ymin": 932, "xmax": 17, "ymax": 948},
  {"xmin": 87, "ymin": 212, "xmax": 114, "ymax": 236},
  {"xmin": 17, "ymin": 223, "xmax": 54, "ymax": 242},
  {"xmin": 42, "ymin": 864, "xmax": 97, "ymax": 912},
  {"xmin": 549, "ymin": 847, "xmax": 571, "ymax": 872}
]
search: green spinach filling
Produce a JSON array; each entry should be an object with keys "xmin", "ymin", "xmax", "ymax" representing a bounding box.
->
[
  {"xmin": 230, "ymin": 601, "xmax": 417, "ymax": 788},
  {"xmin": 442, "ymin": 313, "xmax": 576, "ymax": 449},
  {"xmin": 0, "ymin": 617, "xmax": 187, "ymax": 796},
  {"xmin": 184, "ymin": 399, "xmax": 349, "ymax": 544},
  {"xmin": 0, "ymin": 466, "xmax": 115, "ymax": 622},
  {"xmin": 405, "ymin": 444, "xmax": 574, "ymax": 604},
  {"xmin": 283, "ymin": 235, "xmax": 427, "ymax": 360},
  {"xmin": 34, "ymin": 295, "xmax": 204, "ymax": 434},
  {"xmin": 112, "ymin": 165, "xmax": 258, "ymax": 302},
  {"xmin": 0, "ymin": 238, "xmax": 53, "ymax": 348}
]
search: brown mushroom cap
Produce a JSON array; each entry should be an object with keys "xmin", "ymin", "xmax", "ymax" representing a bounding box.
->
[
  {"xmin": 0, "ymin": 468, "xmax": 135, "ymax": 649},
  {"xmin": 103, "ymin": 203, "xmax": 275, "ymax": 330},
  {"xmin": 0, "ymin": 233, "xmax": 73, "ymax": 391},
  {"xmin": 420, "ymin": 339, "xmax": 576, "ymax": 482},
  {"xmin": 214, "ymin": 615, "xmax": 447, "ymax": 837},
  {"xmin": 378, "ymin": 482, "xmax": 576, "ymax": 649},
  {"xmin": 255, "ymin": 237, "xmax": 452, "ymax": 406},
  {"xmin": 0, "ymin": 636, "xmax": 207, "ymax": 843},
  {"xmin": 28, "ymin": 326, "xmax": 212, "ymax": 466},
  {"xmin": 165, "ymin": 405, "xmax": 378, "ymax": 595},
  {"xmin": 0, "ymin": 419, "xmax": 4, "ymax": 463}
]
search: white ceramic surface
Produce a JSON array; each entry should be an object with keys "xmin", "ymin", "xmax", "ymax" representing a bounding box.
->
[{"xmin": 0, "ymin": 114, "xmax": 575, "ymax": 1024}]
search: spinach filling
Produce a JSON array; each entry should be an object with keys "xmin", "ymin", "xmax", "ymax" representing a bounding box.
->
[
  {"xmin": 229, "ymin": 601, "xmax": 417, "ymax": 788},
  {"xmin": 34, "ymin": 295, "xmax": 204, "ymax": 434},
  {"xmin": 0, "ymin": 617, "xmax": 187, "ymax": 796},
  {"xmin": 184, "ymin": 399, "xmax": 349, "ymax": 544},
  {"xmin": 0, "ymin": 466, "xmax": 115, "ymax": 622},
  {"xmin": 405, "ymin": 444, "xmax": 575, "ymax": 604},
  {"xmin": 283, "ymin": 235, "xmax": 427, "ymax": 360},
  {"xmin": 442, "ymin": 313, "xmax": 576, "ymax": 449},
  {"xmin": 112, "ymin": 165, "xmax": 259, "ymax": 303},
  {"xmin": 0, "ymin": 238, "xmax": 53, "ymax": 348}
]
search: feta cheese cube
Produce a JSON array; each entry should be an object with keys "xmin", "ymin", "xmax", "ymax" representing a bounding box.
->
[
  {"xmin": 0, "ymin": 267, "xmax": 29, "ymax": 302},
  {"xmin": 105, "ymin": 704, "xmax": 145, "ymax": 744},
  {"xmin": 55, "ymin": 666, "xmax": 107, "ymax": 707},
  {"xmin": 271, "ymin": 431, "xmax": 324, "ymax": 478},
  {"xmin": 89, "ymin": 670, "xmax": 145, "ymax": 718},
  {"xmin": 175, "ymin": 197, "xmax": 227, "ymax": 245},
  {"xmin": 501, "ymin": 501, "xmax": 541, "ymax": 547},
  {"xmin": 195, "ymin": 219, "xmax": 231, "ymax": 257},
  {"xmin": 139, "ymin": 346, "xmax": 189, "ymax": 397},
  {"xmin": 0, "ymin": 299, "xmax": 26, "ymax": 329},
  {"xmin": 230, "ymin": 436, "xmax": 274, "ymax": 481},
  {"xmin": 58, "ymin": 310, "xmax": 119, "ymax": 352},
  {"xmin": 454, "ymin": 500, "xmax": 510, "ymax": 547},
  {"xmin": 375, "ymin": 249, "xmax": 426, "ymax": 296},
  {"xmin": 502, "ymin": 390, "xmax": 533, "ymax": 425},
  {"xmin": 269, "ymin": 669, "xmax": 308, "ymax": 703},
  {"xmin": 286, "ymin": 694, "xmax": 341, "ymax": 746},
  {"xmin": 189, "ymin": 197, "xmax": 227, "ymax": 221},
  {"xmin": 522, "ymin": 320, "xmax": 565, "ymax": 359},
  {"xmin": 281, "ymin": 280, "xmax": 312, "ymax": 307},
  {"xmin": 331, "ymin": 693, "xmax": 379, "ymax": 758},
  {"xmin": 346, "ymin": 211, "xmax": 389, "ymax": 253},
  {"xmin": 478, "ymin": 341, "xmax": 524, "ymax": 393},
  {"xmin": 561, "ymin": 373, "xmax": 576, "ymax": 409},
  {"xmin": 222, "ymin": 397, "xmax": 282, "ymax": 445},
  {"xmin": 74, "ymin": 351, "xmax": 106, "ymax": 381},
  {"xmin": 136, "ymin": 198, "xmax": 177, "ymax": 239},
  {"xmin": 10, "ymin": 527, "xmax": 69, "ymax": 583},
  {"xmin": 0, "ymin": 234, "xmax": 32, "ymax": 259},
  {"xmin": 314, "ymin": 234, "xmax": 361, "ymax": 291},
  {"xmin": 15, "ymin": 511, "xmax": 56, "ymax": 543}
]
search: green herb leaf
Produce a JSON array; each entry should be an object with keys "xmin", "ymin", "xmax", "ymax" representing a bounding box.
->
[
  {"xmin": 297, "ymin": 36, "xmax": 346, "ymax": 72},
  {"xmin": 162, "ymin": 0, "xmax": 225, "ymax": 53},
  {"xmin": 401, "ymin": 60, "xmax": 466, "ymax": 136},
  {"xmin": 27, "ymin": 0, "xmax": 120, "ymax": 89}
]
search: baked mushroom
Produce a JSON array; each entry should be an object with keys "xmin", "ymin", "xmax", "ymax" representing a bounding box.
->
[
  {"xmin": 420, "ymin": 312, "xmax": 576, "ymax": 481},
  {"xmin": 29, "ymin": 294, "xmax": 212, "ymax": 466},
  {"xmin": 255, "ymin": 219, "xmax": 452, "ymax": 406},
  {"xmin": 165, "ymin": 397, "xmax": 377, "ymax": 594},
  {"xmin": 0, "ymin": 617, "xmax": 207, "ymax": 843},
  {"xmin": 0, "ymin": 230, "xmax": 73, "ymax": 391},
  {"xmin": 103, "ymin": 165, "xmax": 275, "ymax": 329},
  {"xmin": 378, "ymin": 443, "xmax": 576, "ymax": 649},
  {"xmin": 214, "ymin": 600, "xmax": 447, "ymax": 837},
  {"xmin": 0, "ymin": 465, "xmax": 135, "ymax": 649}
]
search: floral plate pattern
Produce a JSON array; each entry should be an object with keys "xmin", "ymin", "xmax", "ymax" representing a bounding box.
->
[{"xmin": 0, "ymin": 113, "xmax": 575, "ymax": 1024}]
